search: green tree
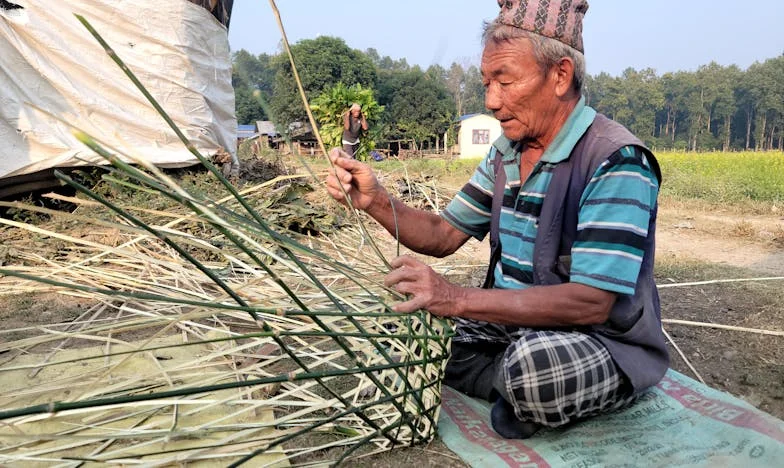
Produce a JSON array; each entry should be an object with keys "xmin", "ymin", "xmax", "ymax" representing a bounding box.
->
[
  {"xmin": 376, "ymin": 67, "xmax": 455, "ymax": 149},
  {"xmin": 658, "ymin": 72, "xmax": 685, "ymax": 145},
  {"xmin": 445, "ymin": 63, "xmax": 466, "ymax": 118},
  {"xmin": 621, "ymin": 68, "xmax": 664, "ymax": 144},
  {"xmin": 270, "ymin": 36, "xmax": 376, "ymax": 131},
  {"xmin": 462, "ymin": 65, "xmax": 486, "ymax": 115},
  {"xmin": 425, "ymin": 64, "xmax": 448, "ymax": 82},
  {"xmin": 234, "ymin": 86, "xmax": 266, "ymax": 124},
  {"xmin": 310, "ymin": 83, "xmax": 384, "ymax": 161},
  {"xmin": 748, "ymin": 56, "xmax": 784, "ymax": 150},
  {"xmin": 375, "ymin": 54, "xmax": 411, "ymax": 72},
  {"xmin": 590, "ymin": 72, "xmax": 631, "ymax": 124},
  {"xmin": 735, "ymin": 70, "xmax": 759, "ymax": 150},
  {"xmin": 231, "ymin": 50, "xmax": 276, "ymax": 123},
  {"xmin": 711, "ymin": 64, "xmax": 741, "ymax": 151},
  {"xmin": 233, "ymin": 50, "xmax": 276, "ymax": 97}
]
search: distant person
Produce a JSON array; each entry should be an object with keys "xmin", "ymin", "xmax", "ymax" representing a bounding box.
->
[
  {"xmin": 326, "ymin": 0, "xmax": 667, "ymax": 440},
  {"xmin": 342, "ymin": 103, "xmax": 368, "ymax": 159}
]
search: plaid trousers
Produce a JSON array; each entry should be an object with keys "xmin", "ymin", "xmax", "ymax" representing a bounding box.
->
[{"xmin": 453, "ymin": 318, "xmax": 638, "ymax": 428}]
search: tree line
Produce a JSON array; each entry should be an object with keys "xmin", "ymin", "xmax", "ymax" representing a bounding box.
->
[
  {"xmin": 586, "ymin": 57, "xmax": 784, "ymax": 151},
  {"xmin": 232, "ymin": 36, "xmax": 784, "ymax": 152},
  {"xmin": 232, "ymin": 36, "xmax": 482, "ymax": 151}
]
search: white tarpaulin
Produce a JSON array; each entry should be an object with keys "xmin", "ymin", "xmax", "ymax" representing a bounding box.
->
[{"xmin": 0, "ymin": 0, "xmax": 236, "ymax": 181}]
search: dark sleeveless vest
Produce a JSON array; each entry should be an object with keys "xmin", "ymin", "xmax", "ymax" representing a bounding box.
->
[{"xmin": 484, "ymin": 113, "xmax": 669, "ymax": 393}]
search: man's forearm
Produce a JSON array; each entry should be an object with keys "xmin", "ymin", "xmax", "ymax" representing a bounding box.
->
[
  {"xmin": 447, "ymin": 282, "xmax": 615, "ymax": 326},
  {"xmin": 365, "ymin": 189, "xmax": 465, "ymax": 257}
]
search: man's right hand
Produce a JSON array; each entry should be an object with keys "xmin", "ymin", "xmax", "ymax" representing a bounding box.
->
[{"xmin": 325, "ymin": 148, "xmax": 383, "ymax": 211}]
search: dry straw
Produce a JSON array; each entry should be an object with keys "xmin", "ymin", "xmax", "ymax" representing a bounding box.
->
[{"xmin": 0, "ymin": 12, "xmax": 452, "ymax": 467}]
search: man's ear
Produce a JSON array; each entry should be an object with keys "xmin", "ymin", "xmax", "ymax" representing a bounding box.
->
[{"xmin": 552, "ymin": 57, "xmax": 575, "ymax": 98}]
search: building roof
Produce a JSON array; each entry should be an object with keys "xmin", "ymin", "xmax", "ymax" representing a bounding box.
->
[
  {"xmin": 237, "ymin": 124, "xmax": 257, "ymax": 139},
  {"xmin": 287, "ymin": 121, "xmax": 315, "ymax": 139},
  {"xmin": 255, "ymin": 121, "xmax": 278, "ymax": 136},
  {"xmin": 458, "ymin": 113, "xmax": 498, "ymax": 122}
]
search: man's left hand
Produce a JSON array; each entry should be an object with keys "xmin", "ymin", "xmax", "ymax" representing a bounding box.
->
[{"xmin": 384, "ymin": 255, "xmax": 463, "ymax": 316}]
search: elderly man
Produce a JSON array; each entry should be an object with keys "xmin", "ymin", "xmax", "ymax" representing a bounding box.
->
[{"xmin": 326, "ymin": 0, "xmax": 668, "ymax": 439}]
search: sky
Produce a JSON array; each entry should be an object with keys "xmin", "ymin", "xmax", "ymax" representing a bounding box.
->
[{"xmin": 228, "ymin": 0, "xmax": 783, "ymax": 76}]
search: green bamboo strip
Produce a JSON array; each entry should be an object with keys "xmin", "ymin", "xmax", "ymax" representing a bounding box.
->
[
  {"xmin": 73, "ymin": 141, "xmax": 429, "ymax": 437},
  {"xmin": 93, "ymin": 378, "xmax": 442, "ymax": 464},
  {"xmin": 266, "ymin": 252, "xmax": 436, "ymax": 432},
  {"xmin": 0, "ymin": 329, "xmax": 440, "ymax": 374},
  {"xmin": 265, "ymin": 0, "xmax": 393, "ymax": 273},
  {"xmin": 0, "ymin": 15, "xmax": 454, "ymax": 462},
  {"xmin": 228, "ymin": 380, "xmax": 442, "ymax": 467},
  {"xmin": 0, "ymin": 272, "xmax": 402, "ymax": 445},
  {"xmin": 55, "ymin": 169, "xmax": 256, "ymax": 318},
  {"xmin": 73, "ymin": 14, "xmax": 368, "ymax": 279},
  {"xmin": 56, "ymin": 160, "xmax": 417, "ymax": 439},
  {"xmin": 0, "ymin": 355, "xmax": 444, "ymax": 420},
  {"xmin": 0, "ymin": 271, "xmax": 417, "ymax": 321}
]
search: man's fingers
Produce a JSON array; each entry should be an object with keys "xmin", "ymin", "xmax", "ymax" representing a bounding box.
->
[
  {"xmin": 393, "ymin": 296, "xmax": 426, "ymax": 314},
  {"xmin": 328, "ymin": 147, "xmax": 347, "ymax": 162},
  {"xmin": 328, "ymin": 165, "xmax": 352, "ymax": 184},
  {"xmin": 326, "ymin": 185, "xmax": 346, "ymax": 202},
  {"xmin": 384, "ymin": 257, "xmax": 422, "ymax": 289},
  {"xmin": 389, "ymin": 255, "xmax": 418, "ymax": 270},
  {"xmin": 384, "ymin": 269, "xmax": 413, "ymax": 290},
  {"xmin": 326, "ymin": 170, "xmax": 354, "ymax": 202},
  {"xmin": 329, "ymin": 147, "xmax": 354, "ymax": 167}
]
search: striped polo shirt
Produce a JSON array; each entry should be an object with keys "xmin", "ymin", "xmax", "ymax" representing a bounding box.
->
[{"xmin": 441, "ymin": 98, "xmax": 659, "ymax": 296}]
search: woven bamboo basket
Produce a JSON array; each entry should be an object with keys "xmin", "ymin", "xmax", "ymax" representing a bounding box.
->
[{"xmin": 0, "ymin": 168, "xmax": 453, "ymax": 466}]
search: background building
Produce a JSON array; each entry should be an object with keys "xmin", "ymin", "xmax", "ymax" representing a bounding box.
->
[{"xmin": 457, "ymin": 114, "xmax": 502, "ymax": 159}]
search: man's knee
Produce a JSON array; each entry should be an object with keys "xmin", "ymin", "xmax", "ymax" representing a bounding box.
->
[
  {"xmin": 444, "ymin": 341, "xmax": 507, "ymax": 401},
  {"xmin": 492, "ymin": 331, "xmax": 633, "ymax": 425},
  {"xmin": 491, "ymin": 337, "xmax": 550, "ymax": 405}
]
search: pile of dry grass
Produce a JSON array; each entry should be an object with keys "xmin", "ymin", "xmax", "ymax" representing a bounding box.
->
[{"xmin": 0, "ymin": 166, "xmax": 452, "ymax": 467}]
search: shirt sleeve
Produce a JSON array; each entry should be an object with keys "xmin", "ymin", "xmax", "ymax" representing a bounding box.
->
[
  {"xmin": 569, "ymin": 146, "xmax": 660, "ymax": 296},
  {"xmin": 439, "ymin": 148, "xmax": 497, "ymax": 240}
]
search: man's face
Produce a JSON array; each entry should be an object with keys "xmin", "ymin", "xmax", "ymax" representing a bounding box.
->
[
  {"xmin": 481, "ymin": 38, "xmax": 558, "ymax": 143},
  {"xmin": 351, "ymin": 107, "xmax": 361, "ymax": 118}
]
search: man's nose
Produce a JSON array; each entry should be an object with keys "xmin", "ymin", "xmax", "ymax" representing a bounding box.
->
[{"xmin": 485, "ymin": 83, "xmax": 502, "ymax": 112}]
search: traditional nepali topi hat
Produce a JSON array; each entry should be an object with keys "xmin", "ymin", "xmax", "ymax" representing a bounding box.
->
[{"xmin": 496, "ymin": 0, "xmax": 589, "ymax": 53}]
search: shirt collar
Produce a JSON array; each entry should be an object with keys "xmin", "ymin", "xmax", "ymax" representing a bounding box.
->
[
  {"xmin": 493, "ymin": 96, "xmax": 596, "ymax": 164},
  {"xmin": 540, "ymin": 96, "xmax": 595, "ymax": 164}
]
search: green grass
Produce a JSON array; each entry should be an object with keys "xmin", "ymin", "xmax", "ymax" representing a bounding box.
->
[
  {"xmin": 360, "ymin": 151, "xmax": 784, "ymax": 209},
  {"xmin": 370, "ymin": 151, "xmax": 784, "ymax": 208}
]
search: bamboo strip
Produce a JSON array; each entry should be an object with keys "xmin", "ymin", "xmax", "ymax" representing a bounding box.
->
[
  {"xmin": 662, "ymin": 319, "xmax": 784, "ymax": 337},
  {"xmin": 658, "ymin": 276, "xmax": 784, "ymax": 289},
  {"xmin": 662, "ymin": 327, "xmax": 706, "ymax": 384}
]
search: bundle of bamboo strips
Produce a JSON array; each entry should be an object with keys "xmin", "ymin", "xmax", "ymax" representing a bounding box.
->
[
  {"xmin": 0, "ymin": 15, "xmax": 452, "ymax": 466},
  {"xmin": 0, "ymin": 195, "xmax": 451, "ymax": 465}
]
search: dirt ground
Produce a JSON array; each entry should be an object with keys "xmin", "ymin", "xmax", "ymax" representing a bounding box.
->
[{"xmin": 653, "ymin": 205, "xmax": 784, "ymax": 420}]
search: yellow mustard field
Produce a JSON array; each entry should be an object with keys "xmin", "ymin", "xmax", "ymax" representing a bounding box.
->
[{"xmin": 656, "ymin": 151, "xmax": 784, "ymax": 203}]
